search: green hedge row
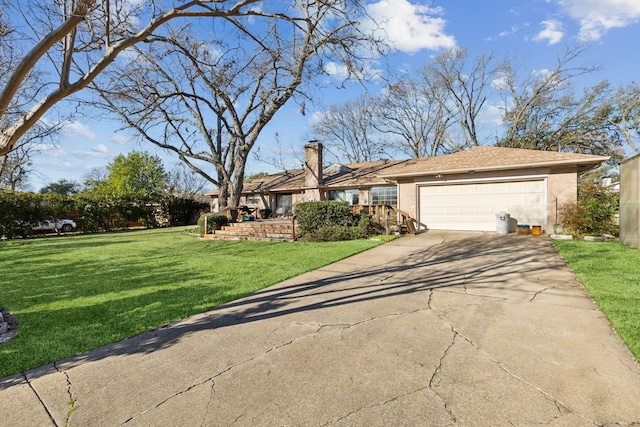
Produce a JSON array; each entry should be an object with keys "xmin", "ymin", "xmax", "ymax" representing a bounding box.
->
[
  {"xmin": 0, "ymin": 190, "xmax": 208, "ymax": 238},
  {"xmin": 294, "ymin": 201, "xmax": 383, "ymax": 241}
]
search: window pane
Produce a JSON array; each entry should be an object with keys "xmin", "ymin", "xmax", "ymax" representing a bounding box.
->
[
  {"xmin": 246, "ymin": 194, "xmax": 260, "ymax": 204},
  {"xmin": 329, "ymin": 189, "xmax": 359, "ymax": 205},
  {"xmin": 371, "ymin": 186, "xmax": 397, "ymax": 206}
]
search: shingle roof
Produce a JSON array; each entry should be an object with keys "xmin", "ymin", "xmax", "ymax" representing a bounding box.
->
[
  {"xmin": 206, "ymin": 146, "xmax": 609, "ymax": 195},
  {"xmin": 379, "ymin": 146, "xmax": 609, "ymax": 177}
]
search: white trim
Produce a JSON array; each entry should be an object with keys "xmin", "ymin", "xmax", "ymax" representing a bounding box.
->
[{"xmin": 413, "ymin": 173, "xmax": 548, "ymax": 186}]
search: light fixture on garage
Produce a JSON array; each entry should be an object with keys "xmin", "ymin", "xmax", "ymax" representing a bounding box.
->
[
  {"xmin": 435, "ymin": 173, "xmax": 443, "ymax": 179},
  {"xmin": 469, "ymin": 170, "xmax": 475, "ymax": 174}
]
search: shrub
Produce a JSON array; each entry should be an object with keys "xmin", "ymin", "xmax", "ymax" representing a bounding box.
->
[
  {"xmin": 295, "ymin": 201, "xmax": 385, "ymax": 242},
  {"xmin": 294, "ymin": 201, "xmax": 356, "ymax": 235},
  {"xmin": 303, "ymin": 225, "xmax": 354, "ymax": 242},
  {"xmin": 560, "ymin": 182, "xmax": 618, "ymax": 236},
  {"xmin": 159, "ymin": 196, "xmax": 209, "ymax": 227},
  {"xmin": 197, "ymin": 213, "xmax": 229, "ymax": 236},
  {"xmin": 259, "ymin": 208, "xmax": 272, "ymax": 219}
]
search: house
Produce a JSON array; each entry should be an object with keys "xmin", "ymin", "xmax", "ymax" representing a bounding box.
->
[{"xmin": 206, "ymin": 143, "xmax": 609, "ymax": 233}]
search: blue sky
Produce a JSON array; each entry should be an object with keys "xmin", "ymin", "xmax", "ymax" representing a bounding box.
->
[{"xmin": 29, "ymin": 0, "xmax": 640, "ymax": 190}]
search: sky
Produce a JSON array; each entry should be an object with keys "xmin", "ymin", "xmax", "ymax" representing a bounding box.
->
[{"xmin": 27, "ymin": 0, "xmax": 640, "ymax": 191}]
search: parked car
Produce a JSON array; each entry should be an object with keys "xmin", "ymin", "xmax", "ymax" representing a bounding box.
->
[{"xmin": 32, "ymin": 216, "xmax": 77, "ymax": 233}]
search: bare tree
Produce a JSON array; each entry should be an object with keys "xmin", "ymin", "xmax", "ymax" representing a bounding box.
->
[
  {"xmin": 0, "ymin": 0, "xmax": 338, "ymax": 157},
  {"xmin": 0, "ymin": 144, "xmax": 32, "ymax": 190},
  {"xmin": 166, "ymin": 162, "xmax": 210, "ymax": 199},
  {"xmin": 91, "ymin": 1, "xmax": 382, "ymax": 206},
  {"xmin": 497, "ymin": 46, "xmax": 622, "ymax": 158},
  {"xmin": 374, "ymin": 78, "xmax": 456, "ymax": 158},
  {"xmin": 253, "ymin": 132, "xmax": 303, "ymax": 171},
  {"xmin": 609, "ymin": 82, "xmax": 640, "ymax": 154},
  {"xmin": 312, "ymin": 94, "xmax": 387, "ymax": 163},
  {"xmin": 422, "ymin": 47, "xmax": 499, "ymax": 147}
]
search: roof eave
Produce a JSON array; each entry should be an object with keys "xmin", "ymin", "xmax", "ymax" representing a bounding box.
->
[{"xmin": 379, "ymin": 157, "xmax": 610, "ymax": 179}]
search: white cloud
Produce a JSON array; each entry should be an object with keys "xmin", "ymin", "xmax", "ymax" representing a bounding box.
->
[
  {"xmin": 324, "ymin": 62, "xmax": 351, "ymax": 79},
  {"xmin": 92, "ymin": 144, "xmax": 109, "ymax": 154},
  {"xmin": 364, "ymin": 0, "xmax": 456, "ymax": 54},
  {"xmin": 61, "ymin": 121, "xmax": 96, "ymax": 139},
  {"xmin": 556, "ymin": 0, "xmax": 640, "ymax": 41},
  {"xmin": 477, "ymin": 103, "xmax": 504, "ymax": 125},
  {"xmin": 110, "ymin": 133, "xmax": 133, "ymax": 145},
  {"xmin": 534, "ymin": 19, "xmax": 565, "ymax": 45},
  {"xmin": 72, "ymin": 144, "xmax": 111, "ymax": 158}
]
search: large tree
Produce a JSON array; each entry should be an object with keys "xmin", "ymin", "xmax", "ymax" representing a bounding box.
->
[
  {"xmin": 497, "ymin": 47, "xmax": 623, "ymax": 159},
  {"xmin": 609, "ymin": 82, "xmax": 640, "ymax": 154},
  {"xmin": 91, "ymin": 1, "xmax": 381, "ymax": 207},
  {"xmin": 374, "ymin": 77, "xmax": 456, "ymax": 158},
  {"xmin": 91, "ymin": 151, "xmax": 167, "ymax": 200},
  {"xmin": 421, "ymin": 47, "xmax": 499, "ymax": 148},
  {"xmin": 312, "ymin": 94, "xmax": 386, "ymax": 163},
  {"xmin": 0, "ymin": 0, "xmax": 345, "ymax": 157}
]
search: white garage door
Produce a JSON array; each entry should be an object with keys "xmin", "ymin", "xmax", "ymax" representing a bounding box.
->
[{"xmin": 419, "ymin": 180, "xmax": 546, "ymax": 231}]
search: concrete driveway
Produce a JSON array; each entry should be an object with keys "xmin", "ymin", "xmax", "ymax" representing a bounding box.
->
[{"xmin": 2, "ymin": 231, "xmax": 640, "ymax": 426}]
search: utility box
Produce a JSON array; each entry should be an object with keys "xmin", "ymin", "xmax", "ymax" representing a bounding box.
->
[{"xmin": 620, "ymin": 153, "xmax": 640, "ymax": 249}]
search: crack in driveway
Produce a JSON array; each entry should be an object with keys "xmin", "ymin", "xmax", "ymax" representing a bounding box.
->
[{"xmin": 53, "ymin": 361, "xmax": 76, "ymax": 427}]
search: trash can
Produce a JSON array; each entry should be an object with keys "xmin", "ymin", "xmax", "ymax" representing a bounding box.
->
[{"xmin": 496, "ymin": 212, "xmax": 510, "ymax": 234}]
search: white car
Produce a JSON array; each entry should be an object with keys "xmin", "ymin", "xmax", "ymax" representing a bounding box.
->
[{"xmin": 33, "ymin": 216, "xmax": 77, "ymax": 233}]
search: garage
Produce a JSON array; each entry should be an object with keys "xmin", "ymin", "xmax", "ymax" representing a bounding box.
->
[{"xmin": 419, "ymin": 180, "xmax": 546, "ymax": 231}]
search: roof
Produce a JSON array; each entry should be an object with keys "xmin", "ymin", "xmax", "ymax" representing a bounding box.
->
[
  {"xmin": 379, "ymin": 146, "xmax": 609, "ymax": 178},
  {"xmin": 205, "ymin": 160, "xmax": 404, "ymax": 196},
  {"xmin": 206, "ymin": 146, "xmax": 609, "ymax": 196}
]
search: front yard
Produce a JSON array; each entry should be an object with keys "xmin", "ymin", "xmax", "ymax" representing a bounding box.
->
[
  {"xmin": 2, "ymin": 229, "xmax": 638, "ymax": 380},
  {"xmin": 554, "ymin": 239, "xmax": 640, "ymax": 361},
  {"xmin": 0, "ymin": 228, "xmax": 380, "ymax": 379}
]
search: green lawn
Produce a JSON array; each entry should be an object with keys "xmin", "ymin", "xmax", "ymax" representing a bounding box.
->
[
  {"xmin": 0, "ymin": 228, "xmax": 380, "ymax": 379},
  {"xmin": 554, "ymin": 239, "xmax": 640, "ymax": 361}
]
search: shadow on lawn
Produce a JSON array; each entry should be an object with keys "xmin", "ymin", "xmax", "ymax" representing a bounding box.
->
[{"xmin": 2, "ymin": 232, "xmax": 569, "ymax": 386}]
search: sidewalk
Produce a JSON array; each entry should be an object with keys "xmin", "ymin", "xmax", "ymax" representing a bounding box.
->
[{"xmin": 2, "ymin": 231, "xmax": 639, "ymax": 426}]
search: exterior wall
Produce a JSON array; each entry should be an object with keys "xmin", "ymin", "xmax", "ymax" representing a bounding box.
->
[
  {"xmin": 620, "ymin": 154, "xmax": 640, "ymax": 248},
  {"xmin": 358, "ymin": 188, "xmax": 370, "ymax": 205},
  {"xmin": 398, "ymin": 167, "xmax": 579, "ymax": 233},
  {"xmin": 546, "ymin": 168, "xmax": 577, "ymax": 233},
  {"xmin": 397, "ymin": 181, "xmax": 416, "ymax": 218}
]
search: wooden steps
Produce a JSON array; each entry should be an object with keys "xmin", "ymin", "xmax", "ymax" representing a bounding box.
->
[{"xmin": 203, "ymin": 219, "xmax": 296, "ymax": 242}]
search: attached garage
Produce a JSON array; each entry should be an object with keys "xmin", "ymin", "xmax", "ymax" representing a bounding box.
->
[
  {"xmin": 419, "ymin": 179, "xmax": 546, "ymax": 231},
  {"xmin": 380, "ymin": 146, "xmax": 610, "ymax": 234}
]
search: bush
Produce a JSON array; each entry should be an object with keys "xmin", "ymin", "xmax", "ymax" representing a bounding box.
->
[
  {"xmin": 197, "ymin": 213, "xmax": 229, "ymax": 237},
  {"xmin": 259, "ymin": 208, "xmax": 272, "ymax": 219},
  {"xmin": 560, "ymin": 182, "xmax": 618, "ymax": 236},
  {"xmin": 158, "ymin": 196, "xmax": 209, "ymax": 227},
  {"xmin": 295, "ymin": 201, "xmax": 385, "ymax": 242},
  {"xmin": 294, "ymin": 201, "xmax": 356, "ymax": 235}
]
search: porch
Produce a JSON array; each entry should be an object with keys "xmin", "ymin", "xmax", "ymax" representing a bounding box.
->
[{"xmin": 203, "ymin": 204, "xmax": 415, "ymax": 241}]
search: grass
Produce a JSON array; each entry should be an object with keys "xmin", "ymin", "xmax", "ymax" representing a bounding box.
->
[
  {"xmin": 0, "ymin": 227, "xmax": 381, "ymax": 379},
  {"xmin": 554, "ymin": 239, "xmax": 640, "ymax": 361}
]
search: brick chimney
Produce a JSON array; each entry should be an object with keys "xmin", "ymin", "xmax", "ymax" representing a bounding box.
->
[{"xmin": 304, "ymin": 141, "xmax": 323, "ymax": 188}]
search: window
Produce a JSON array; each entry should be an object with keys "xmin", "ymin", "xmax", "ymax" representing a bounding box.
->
[
  {"xmin": 245, "ymin": 194, "xmax": 261, "ymax": 205},
  {"xmin": 328, "ymin": 189, "xmax": 359, "ymax": 205},
  {"xmin": 370, "ymin": 186, "xmax": 397, "ymax": 206}
]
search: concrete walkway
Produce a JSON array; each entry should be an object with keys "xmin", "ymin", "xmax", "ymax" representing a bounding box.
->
[{"xmin": 2, "ymin": 231, "xmax": 640, "ymax": 426}]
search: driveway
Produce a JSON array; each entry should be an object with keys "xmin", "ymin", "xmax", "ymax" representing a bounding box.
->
[{"xmin": 2, "ymin": 231, "xmax": 640, "ymax": 426}]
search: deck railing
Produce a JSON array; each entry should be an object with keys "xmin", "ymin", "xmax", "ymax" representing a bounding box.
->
[{"xmin": 351, "ymin": 204, "xmax": 415, "ymax": 234}]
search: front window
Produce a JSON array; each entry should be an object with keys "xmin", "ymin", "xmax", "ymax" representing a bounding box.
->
[
  {"xmin": 328, "ymin": 189, "xmax": 359, "ymax": 205},
  {"xmin": 245, "ymin": 194, "xmax": 261, "ymax": 205},
  {"xmin": 370, "ymin": 186, "xmax": 397, "ymax": 206}
]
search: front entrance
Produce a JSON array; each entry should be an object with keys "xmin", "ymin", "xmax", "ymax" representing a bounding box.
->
[{"xmin": 276, "ymin": 193, "xmax": 293, "ymax": 217}]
